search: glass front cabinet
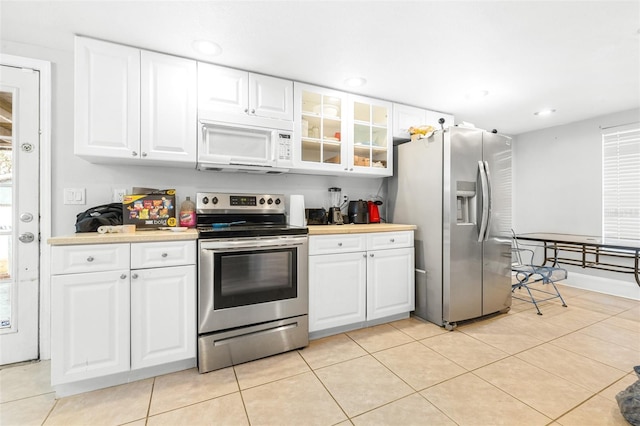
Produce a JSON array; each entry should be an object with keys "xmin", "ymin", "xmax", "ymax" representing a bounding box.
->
[
  {"xmin": 294, "ymin": 83, "xmax": 348, "ymax": 173},
  {"xmin": 293, "ymin": 84, "xmax": 392, "ymax": 177},
  {"xmin": 348, "ymin": 95, "xmax": 392, "ymax": 176}
]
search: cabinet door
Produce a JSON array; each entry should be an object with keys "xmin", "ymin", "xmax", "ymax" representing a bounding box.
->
[
  {"xmin": 393, "ymin": 104, "xmax": 427, "ymax": 139},
  {"xmin": 74, "ymin": 36, "xmax": 140, "ymax": 160},
  {"xmin": 308, "ymin": 252, "xmax": 366, "ymax": 332},
  {"xmin": 51, "ymin": 270, "xmax": 130, "ymax": 385},
  {"xmin": 249, "ymin": 73, "xmax": 293, "ymax": 121},
  {"xmin": 348, "ymin": 95, "xmax": 393, "ymax": 176},
  {"xmin": 293, "ymin": 82, "xmax": 348, "ymax": 172},
  {"xmin": 367, "ymin": 247, "xmax": 415, "ymax": 321},
  {"xmin": 141, "ymin": 51, "xmax": 197, "ymax": 165},
  {"xmin": 130, "ymin": 265, "xmax": 196, "ymax": 369},
  {"xmin": 197, "ymin": 63, "xmax": 247, "ymax": 116}
]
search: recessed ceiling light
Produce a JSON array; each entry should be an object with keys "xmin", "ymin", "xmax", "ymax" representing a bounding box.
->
[
  {"xmin": 344, "ymin": 77, "xmax": 367, "ymax": 87},
  {"xmin": 534, "ymin": 109, "xmax": 556, "ymax": 116},
  {"xmin": 192, "ymin": 40, "xmax": 222, "ymax": 56},
  {"xmin": 465, "ymin": 90, "xmax": 489, "ymax": 100}
]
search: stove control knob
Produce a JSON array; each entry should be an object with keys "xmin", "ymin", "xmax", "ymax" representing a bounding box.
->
[
  {"xmin": 259, "ymin": 198, "xmax": 266, "ymax": 205},
  {"xmin": 267, "ymin": 198, "xmax": 273, "ymax": 205},
  {"xmin": 212, "ymin": 197, "xmax": 218, "ymax": 204},
  {"xmin": 202, "ymin": 197, "xmax": 209, "ymax": 205},
  {"xmin": 275, "ymin": 198, "xmax": 281, "ymax": 205}
]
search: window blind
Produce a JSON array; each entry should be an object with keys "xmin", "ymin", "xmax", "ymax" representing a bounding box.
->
[{"xmin": 602, "ymin": 126, "xmax": 640, "ymax": 240}]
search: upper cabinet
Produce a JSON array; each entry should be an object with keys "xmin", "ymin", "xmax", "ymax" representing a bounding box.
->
[
  {"xmin": 392, "ymin": 103, "xmax": 455, "ymax": 140},
  {"xmin": 293, "ymin": 83, "xmax": 348, "ymax": 173},
  {"xmin": 74, "ymin": 37, "xmax": 197, "ymax": 167},
  {"xmin": 348, "ymin": 95, "xmax": 392, "ymax": 176},
  {"xmin": 293, "ymin": 84, "xmax": 391, "ymax": 177},
  {"xmin": 198, "ymin": 63, "xmax": 293, "ymax": 129}
]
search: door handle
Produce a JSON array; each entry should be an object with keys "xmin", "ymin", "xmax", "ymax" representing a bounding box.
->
[
  {"xmin": 477, "ymin": 161, "xmax": 489, "ymax": 242},
  {"xmin": 483, "ymin": 160, "xmax": 492, "ymax": 242},
  {"xmin": 19, "ymin": 232, "xmax": 35, "ymax": 243}
]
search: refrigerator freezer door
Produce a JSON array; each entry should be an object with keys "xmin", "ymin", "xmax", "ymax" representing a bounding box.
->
[
  {"xmin": 445, "ymin": 127, "xmax": 484, "ymax": 323},
  {"xmin": 481, "ymin": 132, "xmax": 513, "ymax": 315}
]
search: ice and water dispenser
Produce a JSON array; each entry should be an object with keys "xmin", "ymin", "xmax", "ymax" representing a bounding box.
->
[{"xmin": 456, "ymin": 181, "xmax": 476, "ymax": 224}]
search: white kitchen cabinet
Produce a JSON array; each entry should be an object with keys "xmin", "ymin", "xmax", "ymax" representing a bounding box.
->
[
  {"xmin": 51, "ymin": 241, "xmax": 196, "ymax": 387},
  {"xmin": 308, "ymin": 231, "xmax": 414, "ymax": 336},
  {"xmin": 130, "ymin": 241, "xmax": 196, "ymax": 369},
  {"xmin": 293, "ymin": 82, "xmax": 348, "ymax": 173},
  {"xmin": 393, "ymin": 103, "xmax": 427, "ymax": 140},
  {"xmin": 74, "ymin": 36, "xmax": 197, "ymax": 166},
  {"xmin": 198, "ymin": 63, "xmax": 293, "ymax": 126},
  {"xmin": 308, "ymin": 250, "xmax": 367, "ymax": 333},
  {"xmin": 348, "ymin": 95, "xmax": 393, "ymax": 177},
  {"xmin": 366, "ymin": 247, "xmax": 415, "ymax": 320},
  {"xmin": 51, "ymin": 243, "xmax": 131, "ymax": 385}
]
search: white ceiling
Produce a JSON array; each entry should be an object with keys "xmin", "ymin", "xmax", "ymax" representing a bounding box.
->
[{"xmin": 2, "ymin": 0, "xmax": 639, "ymax": 135}]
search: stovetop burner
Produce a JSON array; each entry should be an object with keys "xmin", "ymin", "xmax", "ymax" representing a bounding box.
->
[{"xmin": 196, "ymin": 192, "xmax": 308, "ymax": 239}]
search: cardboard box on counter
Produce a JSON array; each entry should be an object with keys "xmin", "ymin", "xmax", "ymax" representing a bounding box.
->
[{"xmin": 123, "ymin": 189, "xmax": 176, "ymax": 229}]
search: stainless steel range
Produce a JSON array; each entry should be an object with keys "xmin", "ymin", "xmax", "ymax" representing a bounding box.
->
[{"xmin": 196, "ymin": 192, "xmax": 309, "ymax": 373}]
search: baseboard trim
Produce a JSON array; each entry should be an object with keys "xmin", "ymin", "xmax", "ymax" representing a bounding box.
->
[{"xmin": 563, "ymin": 272, "xmax": 640, "ymax": 301}]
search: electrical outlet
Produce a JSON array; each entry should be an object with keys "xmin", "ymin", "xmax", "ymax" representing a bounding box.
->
[{"xmin": 112, "ymin": 188, "xmax": 127, "ymax": 203}]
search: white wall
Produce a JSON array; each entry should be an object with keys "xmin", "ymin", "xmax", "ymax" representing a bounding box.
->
[
  {"xmin": 513, "ymin": 107, "xmax": 640, "ymax": 296},
  {"xmin": 0, "ymin": 40, "xmax": 385, "ymax": 236}
]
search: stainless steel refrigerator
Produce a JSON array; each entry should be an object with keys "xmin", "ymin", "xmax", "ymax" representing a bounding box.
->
[{"xmin": 387, "ymin": 127, "xmax": 512, "ymax": 329}]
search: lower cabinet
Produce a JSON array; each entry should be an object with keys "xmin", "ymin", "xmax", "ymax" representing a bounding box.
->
[
  {"xmin": 308, "ymin": 231, "xmax": 415, "ymax": 335},
  {"xmin": 51, "ymin": 241, "xmax": 196, "ymax": 386}
]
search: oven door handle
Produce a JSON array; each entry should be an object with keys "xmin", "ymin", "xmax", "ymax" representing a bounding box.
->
[{"xmin": 200, "ymin": 237, "xmax": 306, "ymax": 251}]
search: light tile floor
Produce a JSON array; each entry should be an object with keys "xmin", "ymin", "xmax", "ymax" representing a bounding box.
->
[{"xmin": 1, "ymin": 283, "xmax": 639, "ymax": 426}]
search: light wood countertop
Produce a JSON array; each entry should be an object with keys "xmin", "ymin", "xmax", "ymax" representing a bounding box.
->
[
  {"xmin": 307, "ymin": 223, "xmax": 416, "ymax": 235},
  {"xmin": 48, "ymin": 229, "xmax": 199, "ymax": 246}
]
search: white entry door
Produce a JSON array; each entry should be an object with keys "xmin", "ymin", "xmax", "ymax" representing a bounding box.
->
[{"xmin": 0, "ymin": 64, "xmax": 40, "ymax": 364}]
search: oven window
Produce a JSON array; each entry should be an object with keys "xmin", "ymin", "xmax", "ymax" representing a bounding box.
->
[{"xmin": 213, "ymin": 248, "xmax": 297, "ymax": 309}]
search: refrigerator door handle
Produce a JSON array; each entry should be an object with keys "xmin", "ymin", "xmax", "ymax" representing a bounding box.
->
[
  {"xmin": 483, "ymin": 160, "xmax": 492, "ymax": 242},
  {"xmin": 477, "ymin": 160, "xmax": 489, "ymax": 242}
]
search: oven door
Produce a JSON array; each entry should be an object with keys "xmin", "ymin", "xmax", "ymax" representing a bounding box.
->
[{"xmin": 198, "ymin": 235, "xmax": 308, "ymax": 333}]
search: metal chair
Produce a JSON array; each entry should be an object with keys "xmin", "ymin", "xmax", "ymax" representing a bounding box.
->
[{"xmin": 511, "ymin": 230, "xmax": 568, "ymax": 315}]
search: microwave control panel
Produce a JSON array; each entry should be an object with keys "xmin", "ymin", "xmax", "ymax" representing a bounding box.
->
[{"xmin": 277, "ymin": 133, "xmax": 292, "ymax": 163}]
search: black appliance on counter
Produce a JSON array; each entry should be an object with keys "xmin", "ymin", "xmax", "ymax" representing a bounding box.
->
[
  {"xmin": 348, "ymin": 200, "xmax": 369, "ymax": 224},
  {"xmin": 196, "ymin": 192, "xmax": 309, "ymax": 373}
]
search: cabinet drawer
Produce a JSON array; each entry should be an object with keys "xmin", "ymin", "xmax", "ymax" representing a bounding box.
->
[
  {"xmin": 131, "ymin": 241, "xmax": 196, "ymax": 269},
  {"xmin": 366, "ymin": 231, "xmax": 414, "ymax": 250},
  {"xmin": 309, "ymin": 234, "xmax": 366, "ymax": 255},
  {"xmin": 51, "ymin": 244, "xmax": 130, "ymax": 275}
]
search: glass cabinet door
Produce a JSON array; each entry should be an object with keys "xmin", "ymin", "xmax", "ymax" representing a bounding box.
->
[
  {"xmin": 295, "ymin": 83, "xmax": 347, "ymax": 169},
  {"xmin": 350, "ymin": 97, "xmax": 391, "ymax": 175}
]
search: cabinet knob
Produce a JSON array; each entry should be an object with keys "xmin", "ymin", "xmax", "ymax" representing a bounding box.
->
[
  {"xmin": 244, "ymin": 108, "xmax": 249, "ymax": 114},
  {"xmin": 390, "ymin": 238, "xmax": 395, "ymax": 243},
  {"xmin": 350, "ymin": 168, "xmax": 354, "ymax": 171},
  {"xmin": 141, "ymin": 152, "xmax": 147, "ymax": 157},
  {"xmin": 132, "ymin": 151, "xmax": 138, "ymax": 157},
  {"xmin": 363, "ymin": 254, "xmax": 367, "ymax": 258},
  {"xmin": 132, "ymin": 273, "xmax": 139, "ymax": 279},
  {"xmin": 250, "ymin": 109, "xmax": 256, "ymax": 114},
  {"xmin": 344, "ymin": 168, "xmax": 348, "ymax": 171},
  {"xmin": 161, "ymin": 253, "xmax": 168, "ymax": 258},
  {"xmin": 120, "ymin": 274, "xmax": 127, "ymax": 280},
  {"xmin": 87, "ymin": 256, "xmax": 94, "ymax": 262},
  {"xmin": 370, "ymin": 253, "xmax": 374, "ymax": 257},
  {"xmin": 338, "ymin": 242, "xmax": 343, "ymax": 247}
]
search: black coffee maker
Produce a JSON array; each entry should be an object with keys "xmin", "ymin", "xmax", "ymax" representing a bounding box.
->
[{"xmin": 348, "ymin": 200, "xmax": 369, "ymax": 224}]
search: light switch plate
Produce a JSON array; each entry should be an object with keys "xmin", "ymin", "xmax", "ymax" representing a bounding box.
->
[{"xmin": 63, "ymin": 188, "xmax": 86, "ymax": 205}]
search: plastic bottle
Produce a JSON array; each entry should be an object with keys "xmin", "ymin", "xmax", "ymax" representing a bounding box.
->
[{"xmin": 179, "ymin": 196, "xmax": 196, "ymax": 228}]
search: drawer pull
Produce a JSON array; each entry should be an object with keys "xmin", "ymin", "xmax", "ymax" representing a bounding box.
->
[
  {"xmin": 338, "ymin": 242, "xmax": 342, "ymax": 247},
  {"xmin": 132, "ymin": 273, "xmax": 139, "ymax": 279},
  {"xmin": 161, "ymin": 253, "xmax": 168, "ymax": 258},
  {"xmin": 87, "ymin": 256, "xmax": 94, "ymax": 262},
  {"xmin": 370, "ymin": 253, "xmax": 374, "ymax": 257},
  {"xmin": 363, "ymin": 254, "xmax": 367, "ymax": 258},
  {"xmin": 390, "ymin": 238, "xmax": 395, "ymax": 243},
  {"xmin": 120, "ymin": 274, "xmax": 127, "ymax": 280}
]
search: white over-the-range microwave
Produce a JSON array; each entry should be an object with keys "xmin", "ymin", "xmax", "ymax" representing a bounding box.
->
[{"xmin": 197, "ymin": 120, "xmax": 294, "ymax": 173}]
